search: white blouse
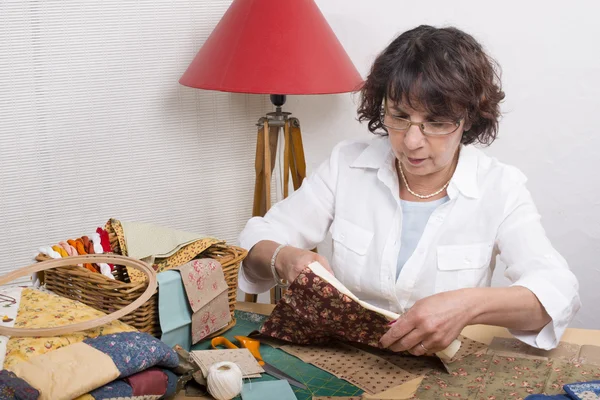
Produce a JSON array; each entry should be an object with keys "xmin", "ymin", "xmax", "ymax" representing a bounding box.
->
[{"xmin": 238, "ymin": 135, "xmax": 580, "ymax": 350}]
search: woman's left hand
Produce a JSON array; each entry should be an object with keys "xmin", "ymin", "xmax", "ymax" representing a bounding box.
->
[{"xmin": 379, "ymin": 289, "xmax": 476, "ymax": 356}]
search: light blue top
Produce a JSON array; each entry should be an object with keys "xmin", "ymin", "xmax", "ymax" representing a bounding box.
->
[{"xmin": 396, "ymin": 196, "xmax": 449, "ymax": 279}]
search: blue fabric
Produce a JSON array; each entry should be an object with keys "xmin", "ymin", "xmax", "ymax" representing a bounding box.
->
[
  {"xmin": 89, "ymin": 380, "xmax": 133, "ymax": 399},
  {"xmin": 524, "ymin": 395, "xmax": 571, "ymax": 399},
  {"xmin": 396, "ymin": 196, "xmax": 448, "ymax": 278},
  {"xmin": 164, "ymin": 369, "xmax": 179, "ymax": 397},
  {"xmin": 564, "ymin": 380, "xmax": 600, "ymax": 399},
  {"xmin": 0, "ymin": 370, "xmax": 39, "ymax": 400},
  {"xmin": 241, "ymin": 380, "xmax": 297, "ymax": 400},
  {"xmin": 84, "ymin": 332, "xmax": 178, "ymax": 378},
  {"xmin": 157, "ymin": 270, "xmax": 193, "ymax": 351}
]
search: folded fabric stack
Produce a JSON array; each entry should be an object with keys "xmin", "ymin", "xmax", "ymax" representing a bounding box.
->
[
  {"xmin": 3, "ymin": 332, "xmax": 179, "ymax": 400},
  {"xmin": 158, "ymin": 259, "xmax": 231, "ymax": 351},
  {"xmin": 104, "ymin": 218, "xmax": 222, "ymax": 283},
  {"xmin": 0, "ymin": 287, "xmax": 183, "ymax": 400},
  {"xmin": 103, "ymin": 219, "xmax": 232, "ymax": 349},
  {"xmin": 34, "ymin": 227, "xmax": 116, "ymax": 283}
]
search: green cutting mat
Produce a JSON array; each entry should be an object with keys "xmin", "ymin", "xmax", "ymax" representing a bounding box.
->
[{"xmin": 192, "ymin": 310, "xmax": 363, "ymax": 400}]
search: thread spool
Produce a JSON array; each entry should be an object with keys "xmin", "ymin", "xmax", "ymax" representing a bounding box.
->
[{"xmin": 207, "ymin": 361, "xmax": 243, "ymax": 400}]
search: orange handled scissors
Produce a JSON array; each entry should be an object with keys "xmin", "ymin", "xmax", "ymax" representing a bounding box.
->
[{"xmin": 211, "ymin": 335, "xmax": 307, "ymax": 390}]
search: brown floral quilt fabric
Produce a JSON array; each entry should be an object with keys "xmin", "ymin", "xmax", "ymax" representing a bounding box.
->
[{"xmin": 259, "ymin": 267, "xmax": 391, "ymax": 347}]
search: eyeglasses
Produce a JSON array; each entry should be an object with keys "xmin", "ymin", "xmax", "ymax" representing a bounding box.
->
[{"xmin": 380, "ymin": 104, "xmax": 463, "ymax": 136}]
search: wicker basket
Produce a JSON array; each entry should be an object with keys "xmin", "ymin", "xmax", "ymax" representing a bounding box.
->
[{"xmin": 38, "ymin": 243, "xmax": 247, "ymax": 338}]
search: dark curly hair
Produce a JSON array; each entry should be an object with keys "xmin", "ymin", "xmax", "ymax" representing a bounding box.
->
[{"xmin": 357, "ymin": 25, "xmax": 505, "ymax": 146}]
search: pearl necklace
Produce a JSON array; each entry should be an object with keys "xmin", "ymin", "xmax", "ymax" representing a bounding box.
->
[{"xmin": 397, "ymin": 159, "xmax": 451, "ymax": 199}]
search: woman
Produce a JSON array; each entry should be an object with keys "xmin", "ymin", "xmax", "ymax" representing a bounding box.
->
[{"xmin": 238, "ymin": 25, "xmax": 580, "ymax": 355}]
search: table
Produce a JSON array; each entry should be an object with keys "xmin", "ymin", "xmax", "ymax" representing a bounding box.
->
[{"xmin": 179, "ymin": 302, "xmax": 600, "ymax": 399}]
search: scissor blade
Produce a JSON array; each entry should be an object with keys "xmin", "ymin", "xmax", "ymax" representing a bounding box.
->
[{"xmin": 262, "ymin": 363, "xmax": 307, "ymax": 390}]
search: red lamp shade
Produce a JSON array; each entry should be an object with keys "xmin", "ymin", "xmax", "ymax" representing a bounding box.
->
[{"xmin": 179, "ymin": 0, "xmax": 363, "ymax": 95}]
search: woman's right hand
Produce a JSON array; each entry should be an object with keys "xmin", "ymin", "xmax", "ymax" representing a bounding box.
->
[{"xmin": 274, "ymin": 246, "xmax": 334, "ymax": 283}]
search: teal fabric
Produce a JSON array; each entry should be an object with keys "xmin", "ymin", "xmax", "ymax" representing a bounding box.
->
[
  {"xmin": 396, "ymin": 196, "xmax": 449, "ymax": 279},
  {"xmin": 157, "ymin": 270, "xmax": 192, "ymax": 350},
  {"xmin": 241, "ymin": 380, "xmax": 296, "ymax": 400}
]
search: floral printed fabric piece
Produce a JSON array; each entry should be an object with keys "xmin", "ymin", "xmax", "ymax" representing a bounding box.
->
[
  {"xmin": 0, "ymin": 369, "xmax": 39, "ymax": 400},
  {"xmin": 84, "ymin": 332, "xmax": 179, "ymax": 378},
  {"xmin": 260, "ymin": 267, "xmax": 392, "ymax": 347},
  {"xmin": 3, "ymin": 288, "xmax": 135, "ymax": 370},
  {"xmin": 175, "ymin": 259, "xmax": 231, "ymax": 344},
  {"xmin": 415, "ymin": 353, "xmax": 600, "ymax": 399},
  {"xmin": 488, "ymin": 337, "xmax": 587, "ymax": 363},
  {"xmin": 176, "ymin": 259, "xmax": 228, "ymax": 313},
  {"xmin": 190, "ymin": 291, "xmax": 230, "ymax": 344}
]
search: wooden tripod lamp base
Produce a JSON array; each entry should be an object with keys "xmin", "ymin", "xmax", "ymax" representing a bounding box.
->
[{"xmin": 245, "ymin": 95, "xmax": 308, "ymax": 303}]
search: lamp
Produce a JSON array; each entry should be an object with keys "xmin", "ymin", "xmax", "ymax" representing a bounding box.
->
[{"xmin": 180, "ymin": 0, "xmax": 363, "ymax": 301}]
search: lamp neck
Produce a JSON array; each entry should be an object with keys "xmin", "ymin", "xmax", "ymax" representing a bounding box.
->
[{"xmin": 269, "ymin": 94, "xmax": 286, "ymax": 108}]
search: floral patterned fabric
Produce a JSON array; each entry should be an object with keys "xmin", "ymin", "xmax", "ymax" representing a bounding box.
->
[
  {"xmin": 415, "ymin": 354, "xmax": 600, "ymax": 399},
  {"xmin": 175, "ymin": 259, "xmax": 231, "ymax": 344},
  {"xmin": 260, "ymin": 267, "xmax": 398, "ymax": 347},
  {"xmin": 84, "ymin": 332, "xmax": 178, "ymax": 378},
  {"xmin": 4, "ymin": 288, "xmax": 135, "ymax": 370},
  {"xmin": 0, "ymin": 369, "xmax": 39, "ymax": 400}
]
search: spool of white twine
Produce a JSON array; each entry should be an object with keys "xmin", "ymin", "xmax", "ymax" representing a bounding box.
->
[{"xmin": 206, "ymin": 361, "xmax": 244, "ymax": 400}]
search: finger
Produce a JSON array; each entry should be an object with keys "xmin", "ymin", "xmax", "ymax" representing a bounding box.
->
[
  {"xmin": 379, "ymin": 316, "xmax": 415, "ymax": 348},
  {"xmin": 407, "ymin": 340, "xmax": 432, "ymax": 357},
  {"xmin": 388, "ymin": 328, "xmax": 427, "ymax": 353}
]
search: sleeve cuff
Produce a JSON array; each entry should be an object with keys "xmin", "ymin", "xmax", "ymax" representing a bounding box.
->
[
  {"xmin": 237, "ymin": 264, "xmax": 277, "ymax": 295},
  {"xmin": 509, "ymin": 275, "xmax": 577, "ymax": 350}
]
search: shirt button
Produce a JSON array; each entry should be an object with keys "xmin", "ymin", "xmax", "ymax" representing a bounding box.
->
[
  {"xmin": 340, "ymin": 234, "xmax": 345, "ymax": 240},
  {"xmin": 435, "ymin": 215, "xmax": 444, "ymax": 222}
]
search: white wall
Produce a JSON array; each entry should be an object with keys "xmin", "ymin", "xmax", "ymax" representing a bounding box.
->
[
  {"xmin": 284, "ymin": 0, "xmax": 599, "ymax": 329},
  {"xmin": 0, "ymin": 1, "xmax": 270, "ymax": 279}
]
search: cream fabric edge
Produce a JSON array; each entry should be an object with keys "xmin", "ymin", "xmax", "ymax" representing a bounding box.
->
[
  {"xmin": 307, "ymin": 261, "xmax": 461, "ymax": 360},
  {"xmin": 120, "ymin": 220, "xmax": 212, "ymax": 259}
]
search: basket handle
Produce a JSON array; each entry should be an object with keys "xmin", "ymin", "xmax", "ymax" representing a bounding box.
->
[{"xmin": 0, "ymin": 254, "xmax": 156, "ymax": 337}]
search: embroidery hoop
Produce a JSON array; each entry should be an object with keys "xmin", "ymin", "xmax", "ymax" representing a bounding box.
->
[{"xmin": 0, "ymin": 254, "xmax": 156, "ymax": 337}]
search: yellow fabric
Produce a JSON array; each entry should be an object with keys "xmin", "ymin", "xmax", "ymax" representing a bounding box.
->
[
  {"xmin": 73, "ymin": 396, "xmax": 94, "ymax": 400},
  {"xmin": 11, "ymin": 342, "xmax": 120, "ymax": 400},
  {"xmin": 4, "ymin": 288, "xmax": 135, "ymax": 370},
  {"xmin": 154, "ymin": 238, "xmax": 222, "ymax": 273}
]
